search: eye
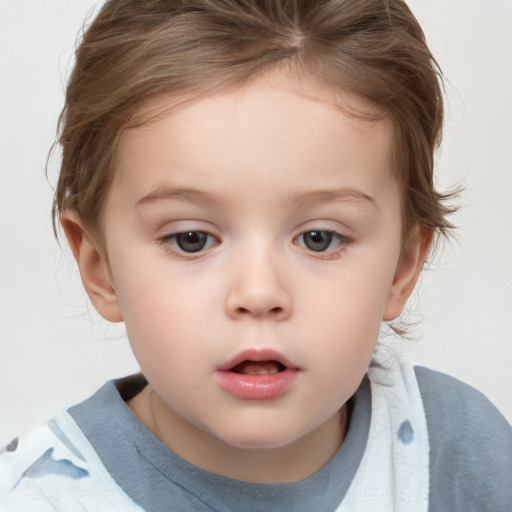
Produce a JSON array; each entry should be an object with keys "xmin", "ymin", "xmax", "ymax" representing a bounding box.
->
[
  {"xmin": 295, "ymin": 230, "xmax": 349, "ymax": 253},
  {"xmin": 162, "ymin": 231, "xmax": 217, "ymax": 254}
]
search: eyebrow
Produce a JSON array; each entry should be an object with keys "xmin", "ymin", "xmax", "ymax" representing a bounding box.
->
[
  {"xmin": 136, "ymin": 186, "xmax": 220, "ymax": 207},
  {"xmin": 283, "ymin": 188, "xmax": 377, "ymax": 210},
  {"xmin": 136, "ymin": 185, "xmax": 376, "ymax": 210}
]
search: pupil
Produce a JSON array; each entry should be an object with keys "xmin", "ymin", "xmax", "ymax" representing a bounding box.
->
[
  {"xmin": 176, "ymin": 231, "xmax": 207, "ymax": 253},
  {"xmin": 304, "ymin": 231, "xmax": 332, "ymax": 252}
]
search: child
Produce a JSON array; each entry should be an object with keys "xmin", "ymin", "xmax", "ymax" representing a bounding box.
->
[{"xmin": 1, "ymin": 0, "xmax": 511, "ymax": 510}]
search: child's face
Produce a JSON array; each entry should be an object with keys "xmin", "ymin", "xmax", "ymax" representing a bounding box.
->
[{"xmin": 68, "ymin": 72, "xmax": 427, "ymax": 475}]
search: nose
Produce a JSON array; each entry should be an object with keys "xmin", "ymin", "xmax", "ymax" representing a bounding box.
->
[{"xmin": 224, "ymin": 250, "xmax": 292, "ymax": 321}]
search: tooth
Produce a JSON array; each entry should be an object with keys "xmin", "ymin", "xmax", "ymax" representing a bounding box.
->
[{"xmin": 233, "ymin": 361, "xmax": 283, "ymax": 375}]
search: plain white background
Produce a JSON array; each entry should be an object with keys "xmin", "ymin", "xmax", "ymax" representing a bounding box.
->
[{"xmin": 0, "ymin": 0, "xmax": 511, "ymax": 445}]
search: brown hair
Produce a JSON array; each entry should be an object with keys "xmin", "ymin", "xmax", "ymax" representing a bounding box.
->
[{"xmin": 52, "ymin": 0, "xmax": 455, "ymax": 246}]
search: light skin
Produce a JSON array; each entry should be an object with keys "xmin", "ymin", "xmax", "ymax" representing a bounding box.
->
[{"xmin": 62, "ymin": 71, "xmax": 431, "ymax": 483}]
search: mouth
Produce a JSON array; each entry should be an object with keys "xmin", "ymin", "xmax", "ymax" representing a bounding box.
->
[
  {"xmin": 215, "ymin": 349, "xmax": 299, "ymax": 400},
  {"xmin": 217, "ymin": 348, "xmax": 297, "ymax": 373},
  {"xmin": 230, "ymin": 360, "xmax": 288, "ymax": 375}
]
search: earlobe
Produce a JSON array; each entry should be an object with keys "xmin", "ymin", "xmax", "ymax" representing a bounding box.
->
[
  {"xmin": 383, "ymin": 227, "xmax": 433, "ymax": 321},
  {"xmin": 60, "ymin": 211, "xmax": 123, "ymax": 323}
]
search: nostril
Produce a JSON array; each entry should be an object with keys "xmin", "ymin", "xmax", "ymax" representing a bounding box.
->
[{"xmin": 234, "ymin": 306, "xmax": 283, "ymax": 317}]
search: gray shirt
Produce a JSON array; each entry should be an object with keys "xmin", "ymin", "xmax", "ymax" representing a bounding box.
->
[{"xmin": 68, "ymin": 368, "xmax": 512, "ymax": 511}]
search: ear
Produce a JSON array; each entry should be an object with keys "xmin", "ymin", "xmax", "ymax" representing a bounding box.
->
[
  {"xmin": 383, "ymin": 226, "xmax": 433, "ymax": 321},
  {"xmin": 60, "ymin": 211, "xmax": 123, "ymax": 323}
]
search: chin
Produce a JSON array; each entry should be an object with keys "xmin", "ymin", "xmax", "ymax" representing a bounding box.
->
[{"xmin": 213, "ymin": 423, "xmax": 302, "ymax": 451}]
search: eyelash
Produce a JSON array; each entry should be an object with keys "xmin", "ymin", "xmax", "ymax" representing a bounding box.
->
[
  {"xmin": 158, "ymin": 229, "xmax": 351, "ymax": 258},
  {"xmin": 293, "ymin": 230, "xmax": 351, "ymax": 259},
  {"xmin": 159, "ymin": 231, "xmax": 219, "ymax": 256}
]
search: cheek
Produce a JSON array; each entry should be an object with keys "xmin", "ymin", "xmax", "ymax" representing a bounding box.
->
[
  {"xmin": 110, "ymin": 257, "xmax": 215, "ymax": 365},
  {"xmin": 299, "ymin": 254, "xmax": 398, "ymax": 364},
  {"xmin": 306, "ymin": 258, "xmax": 396, "ymax": 328}
]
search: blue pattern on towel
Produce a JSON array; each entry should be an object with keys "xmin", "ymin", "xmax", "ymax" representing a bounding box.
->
[{"xmin": 14, "ymin": 447, "xmax": 89, "ymax": 489}]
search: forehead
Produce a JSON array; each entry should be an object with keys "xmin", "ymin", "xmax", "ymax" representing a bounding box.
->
[{"xmin": 109, "ymin": 72, "xmax": 396, "ymax": 214}]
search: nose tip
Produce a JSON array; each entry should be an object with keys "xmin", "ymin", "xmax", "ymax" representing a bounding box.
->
[{"xmin": 224, "ymin": 265, "xmax": 292, "ymax": 321}]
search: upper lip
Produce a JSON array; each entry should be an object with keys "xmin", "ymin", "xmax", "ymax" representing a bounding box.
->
[{"xmin": 216, "ymin": 348, "xmax": 298, "ymax": 372}]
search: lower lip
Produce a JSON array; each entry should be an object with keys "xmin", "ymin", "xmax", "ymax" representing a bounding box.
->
[{"xmin": 215, "ymin": 369, "xmax": 299, "ymax": 400}]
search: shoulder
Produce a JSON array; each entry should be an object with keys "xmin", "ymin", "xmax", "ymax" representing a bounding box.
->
[
  {"xmin": 0, "ymin": 412, "xmax": 143, "ymax": 511},
  {"xmin": 414, "ymin": 366, "xmax": 512, "ymax": 512}
]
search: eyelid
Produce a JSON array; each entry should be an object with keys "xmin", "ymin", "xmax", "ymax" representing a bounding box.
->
[
  {"xmin": 293, "ymin": 229, "xmax": 351, "ymax": 258},
  {"xmin": 159, "ymin": 229, "xmax": 220, "ymax": 256},
  {"xmin": 293, "ymin": 229, "xmax": 349, "ymax": 248}
]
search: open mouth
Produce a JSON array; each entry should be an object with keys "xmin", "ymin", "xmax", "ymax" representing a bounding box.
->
[
  {"xmin": 216, "ymin": 350, "xmax": 298, "ymax": 399},
  {"xmin": 230, "ymin": 360, "xmax": 287, "ymax": 375}
]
